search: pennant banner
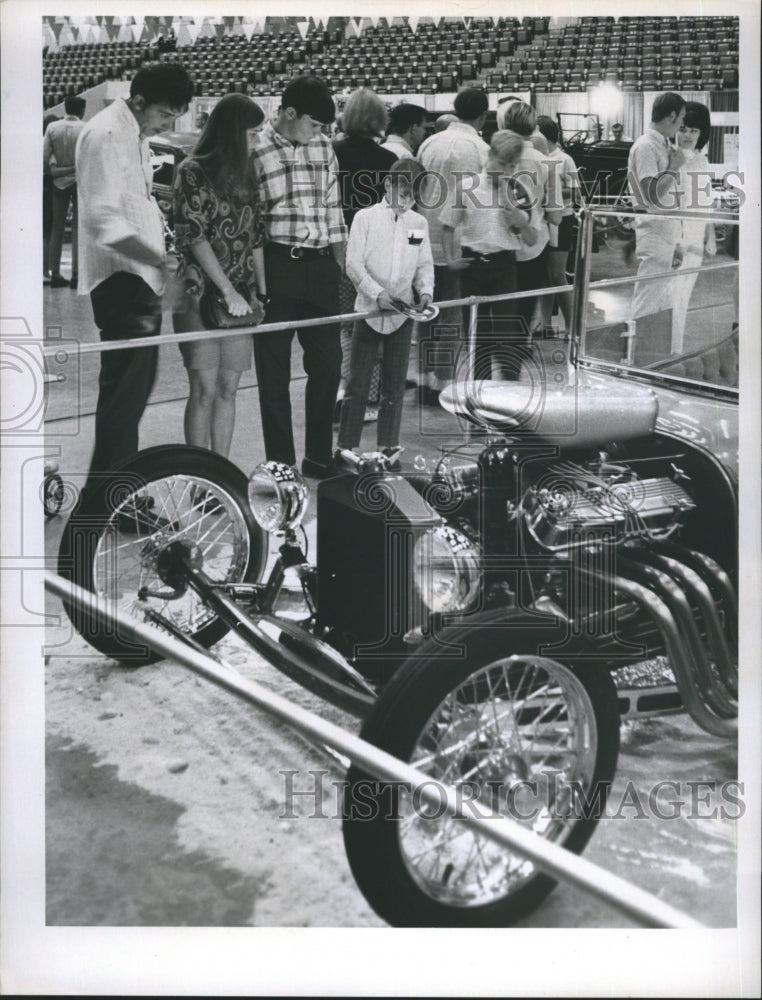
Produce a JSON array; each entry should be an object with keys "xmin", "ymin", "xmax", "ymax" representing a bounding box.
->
[{"xmin": 183, "ymin": 21, "xmax": 201, "ymax": 45}]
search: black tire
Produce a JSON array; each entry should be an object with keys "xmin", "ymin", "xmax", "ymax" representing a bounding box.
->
[
  {"xmin": 343, "ymin": 619, "xmax": 620, "ymax": 927},
  {"xmin": 43, "ymin": 473, "xmax": 64, "ymax": 518},
  {"xmin": 57, "ymin": 445, "xmax": 267, "ymax": 664}
]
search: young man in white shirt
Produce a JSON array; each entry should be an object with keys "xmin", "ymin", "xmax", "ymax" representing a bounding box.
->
[
  {"xmin": 416, "ymin": 88, "xmax": 490, "ymax": 402},
  {"xmin": 381, "ymin": 103, "xmax": 427, "ymax": 160},
  {"xmin": 76, "ymin": 62, "xmax": 192, "ymax": 483},
  {"xmin": 536, "ymin": 115, "xmax": 579, "ymax": 334},
  {"xmin": 338, "ymin": 159, "xmax": 433, "ymax": 455},
  {"xmin": 627, "ymin": 92, "xmax": 687, "ymax": 321}
]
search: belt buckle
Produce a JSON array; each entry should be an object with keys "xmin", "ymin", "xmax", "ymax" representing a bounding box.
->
[{"xmin": 290, "ymin": 245, "xmax": 303, "ymax": 260}]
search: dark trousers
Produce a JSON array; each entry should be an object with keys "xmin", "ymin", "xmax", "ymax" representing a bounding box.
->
[
  {"xmin": 419, "ymin": 264, "xmax": 462, "ymax": 383},
  {"xmin": 338, "ymin": 318, "xmax": 413, "ymax": 449},
  {"xmin": 515, "ymin": 246, "xmax": 550, "ymax": 335},
  {"xmin": 460, "ymin": 252, "xmax": 528, "ymax": 380},
  {"xmin": 43, "ymin": 176, "xmax": 53, "ymax": 275},
  {"xmin": 50, "ymin": 184, "xmax": 78, "ymax": 277},
  {"xmin": 254, "ymin": 247, "xmax": 342, "ymax": 467},
  {"xmin": 88, "ymin": 272, "xmax": 162, "ymax": 476}
]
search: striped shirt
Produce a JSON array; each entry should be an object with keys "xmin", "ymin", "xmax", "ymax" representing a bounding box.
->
[
  {"xmin": 75, "ymin": 98, "xmax": 165, "ymax": 296},
  {"xmin": 249, "ymin": 121, "xmax": 347, "ymax": 248}
]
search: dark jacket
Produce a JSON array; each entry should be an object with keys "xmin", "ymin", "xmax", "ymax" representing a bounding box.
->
[{"xmin": 333, "ymin": 133, "xmax": 398, "ymax": 229}]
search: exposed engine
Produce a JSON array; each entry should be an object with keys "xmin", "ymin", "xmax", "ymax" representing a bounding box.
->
[
  {"xmin": 421, "ymin": 442, "xmax": 737, "ymax": 737},
  {"xmin": 519, "ymin": 458, "xmax": 695, "ymax": 551}
]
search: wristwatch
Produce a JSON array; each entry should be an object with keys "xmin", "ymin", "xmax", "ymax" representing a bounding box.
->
[{"xmin": 256, "ymin": 292, "xmax": 270, "ymax": 307}]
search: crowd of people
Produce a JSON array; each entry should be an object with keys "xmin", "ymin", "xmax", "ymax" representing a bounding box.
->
[{"xmin": 47, "ymin": 61, "xmax": 719, "ymax": 489}]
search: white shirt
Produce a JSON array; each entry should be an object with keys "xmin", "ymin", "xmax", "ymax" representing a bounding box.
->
[
  {"xmin": 346, "ymin": 198, "xmax": 434, "ymax": 334},
  {"xmin": 545, "ymin": 145, "xmax": 578, "ymax": 216},
  {"xmin": 76, "ymin": 98, "xmax": 166, "ymax": 296},
  {"xmin": 628, "ymin": 126, "xmax": 682, "ymax": 245},
  {"xmin": 417, "ymin": 121, "xmax": 490, "ymax": 265},
  {"xmin": 380, "ymin": 135, "xmax": 413, "ymax": 159},
  {"xmin": 512, "ymin": 141, "xmax": 561, "ymax": 261},
  {"xmin": 43, "ymin": 115, "xmax": 85, "ymax": 190},
  {"xmin": 439, "ymin": 170, "xmax": 522, "ymax": 255}
]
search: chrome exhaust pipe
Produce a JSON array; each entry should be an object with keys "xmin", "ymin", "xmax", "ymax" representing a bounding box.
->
[
  {"xmin": 617, "ymin": 555, "xmax": 736, "ymax": 719},
  {"xmin": 575, "ymin": 564, "xmax": 736, "ymax": 738},
  {"xmin": 629, "ymin": 547, "xmax": 737, "ymax": 698}
]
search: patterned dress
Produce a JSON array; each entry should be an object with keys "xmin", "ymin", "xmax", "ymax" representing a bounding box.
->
[{"xmin": 172, "ymin": 158, "xmax": 267, "ymax": 370}]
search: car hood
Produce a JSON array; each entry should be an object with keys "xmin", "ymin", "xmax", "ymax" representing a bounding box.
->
[{"xmin": 579, "ymin": 369, "xmax": 738, "ymax": 481}]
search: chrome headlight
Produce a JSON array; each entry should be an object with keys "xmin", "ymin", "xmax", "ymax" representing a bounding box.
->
[
  {"xmin": 413, "ymin": 524, "xmax": 480, "ymax": 614},
  {"xmin": 247, "ymin": 461, "xmax": 309, "ymax": 532}
]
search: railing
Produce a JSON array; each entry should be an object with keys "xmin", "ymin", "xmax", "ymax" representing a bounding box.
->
[{"xmin": 45, "ymin": 570, "xmax": 704, "ymax": 930}]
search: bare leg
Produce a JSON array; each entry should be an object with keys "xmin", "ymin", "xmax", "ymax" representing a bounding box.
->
[
  {"xmin": 184, "ymin": 368, "xmax": 218, "ymax": 449},
  {"xmin": 210, "ymin": 368, "xmax": 242, "ymax": 458}
]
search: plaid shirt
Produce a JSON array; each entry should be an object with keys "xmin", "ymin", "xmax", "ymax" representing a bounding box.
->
[{"xmin": 250, "ymin": 121, "xmax": 347, "ymax": 248}]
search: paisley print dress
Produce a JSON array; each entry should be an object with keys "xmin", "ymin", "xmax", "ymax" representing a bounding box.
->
[
  {"xmin": 173, "ymin": 157, "xmax": 266, "ymax": 301},
  {"xmin": 172, "ymin": 158, "xmax": 267, "ymax": 369}
]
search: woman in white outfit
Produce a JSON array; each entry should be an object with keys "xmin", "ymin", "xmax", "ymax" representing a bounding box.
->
[{"xmin": 671, "ymin": 102, "xmax": 716, "ymax": 354}]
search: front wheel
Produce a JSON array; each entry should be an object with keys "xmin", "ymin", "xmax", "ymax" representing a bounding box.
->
[
  {"xmin": 57, "ymin": 445, "xmax": 267, "ymax": 664},
  {"xmin": 343, "ymin": 623, "xmax": 620, "ymax": 927}
]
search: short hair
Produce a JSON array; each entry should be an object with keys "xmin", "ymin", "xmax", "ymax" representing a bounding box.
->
[
  {"xmin": 536, "ymin": 115, "xmax": 559, "ymax": 145},
  {"xmin": 281, "ymin": 75, "xmax": 335, "ymax": 124},
  {"xmin": 499, "ymin": 100, "xmax": 536, "ymax": 137},
  {"xmin": 65, "ymin": 95, "xmax": 86, "ymax": 118},
  {"xmin": 651, "ymin": 92, "xmax": 686, "ymax": 123},
  {"xmin": 341, "ymin": 87, "xmax": 388, "ymax": 137},
  {"xmin": 612, "ymin": 122, "xmax": 624, "ymax": 131},
  {"xmin": 386, "ymin": 156, "xmax": 425, "ymax": 188},
  {"xmin": 682, "ymin": 100, "xmax": 711, "ymax": 150},
  {"xmin": 130, "ymin": 62, "xmax": 194, "ymax": 109},
  {"xmin": 387, "ymin": 102, "xmax": 426, "ymax": 136},
  {"xmin": 454, "ymin": 87, "xmax": 489, "ymax": 122},
  {"xmin": 434, "ymin": 113, "xmax": 458, "ymax": 132},
  {"xmin": 489, "ymin": 130, "xmax": 525, "ymax": 166}
]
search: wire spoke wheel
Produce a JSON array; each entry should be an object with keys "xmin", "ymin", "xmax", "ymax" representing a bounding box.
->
[
  {"xmin": 58, "ymin": 445, "xmax": 266, "ymax": 663},
  {"xmin": 343, "ymin": 621, "xmax": 619, "ymax": 926},
  {"xmin": 93, "ymin": 474, "xmax": 250, "ymax": 635},
  {"xmin": 397, "ymin": 656, "xmax": 599, "ymax": 909}
]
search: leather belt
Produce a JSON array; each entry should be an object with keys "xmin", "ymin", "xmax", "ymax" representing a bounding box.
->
[
  {"xmin": 462, "ymin": 247, "xmax": 516, "ymax": 264},
  {"xmin": 269, "ymin": 243, "xmax": 333, "ymax": 260}
]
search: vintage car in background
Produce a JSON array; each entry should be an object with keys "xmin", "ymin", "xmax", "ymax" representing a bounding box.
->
[
  {"xmin": 148, "ymin": 130, "xmax": 198, "ymax": 227},
  {"xmin": 57, "ymin": 208, "xmax": 739, "ymax": 928}
]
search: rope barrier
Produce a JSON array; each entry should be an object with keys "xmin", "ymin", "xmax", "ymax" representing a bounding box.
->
[{"xmin": 41, "ymin": 260, "xmax": 738, "ymax": 358}]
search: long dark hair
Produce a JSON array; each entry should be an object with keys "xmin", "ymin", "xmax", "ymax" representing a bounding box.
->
[{"xmin": 191, "ymin": 94, "xmax": 265, "ymax": 200}]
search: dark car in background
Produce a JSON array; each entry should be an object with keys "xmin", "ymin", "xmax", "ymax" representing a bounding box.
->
[{"xmin": 148, "ymin": 130, "xmax": 198, "ymax": 226}]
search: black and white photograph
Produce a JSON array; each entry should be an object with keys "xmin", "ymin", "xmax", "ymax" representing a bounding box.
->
[{"xmin": 1, "ymin": 1, "xmax": 760, "ymax": 995}]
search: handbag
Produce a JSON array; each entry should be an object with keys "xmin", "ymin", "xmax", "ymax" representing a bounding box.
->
[{"xmin": 199, "ymin": 282, "xmax": 264, "ymax": 330}]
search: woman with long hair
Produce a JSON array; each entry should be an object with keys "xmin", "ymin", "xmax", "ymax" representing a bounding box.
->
[{"xmin": 172, "ymin": 94, "xmax": 267, "ymax": 458}]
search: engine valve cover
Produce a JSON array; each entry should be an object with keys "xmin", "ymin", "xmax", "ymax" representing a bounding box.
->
[{"xmin": 524, "ymin": 474, "xmax": 695, "ymax": 551}]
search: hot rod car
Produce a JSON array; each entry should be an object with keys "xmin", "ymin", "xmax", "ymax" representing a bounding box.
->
[{"xmin": 56, "ymin": 209, "xmax": 739, "ymax": 927}]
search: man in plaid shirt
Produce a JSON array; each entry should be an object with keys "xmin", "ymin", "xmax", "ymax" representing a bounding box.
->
[{"xmin": 250, "ymin": 76, "xmax": 347, "ymax": 478}]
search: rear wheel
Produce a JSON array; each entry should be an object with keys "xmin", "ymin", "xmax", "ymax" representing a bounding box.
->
[
  {"xmin": 57, "ymin": 445, "xmax": 267, "ymax": 664},
  {"xmin": 343, "ymin": 624, "xmax": 620, "ymax": 926}
]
